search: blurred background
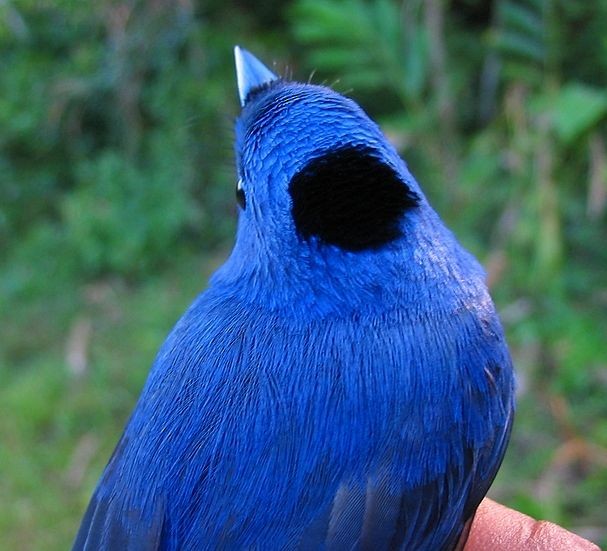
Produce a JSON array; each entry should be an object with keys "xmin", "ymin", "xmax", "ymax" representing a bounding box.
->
[{"xmin": 1, "ymin": 0, "xmax": 606, "ymax": 548}]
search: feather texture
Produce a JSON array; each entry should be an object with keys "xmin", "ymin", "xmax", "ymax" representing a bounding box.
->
[{"xmin": 73, "ymin": 49, "xmax": 515, "ymax": 550}]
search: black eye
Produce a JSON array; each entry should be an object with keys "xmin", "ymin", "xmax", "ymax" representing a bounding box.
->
[
  {"xmin": 288, "ymin": 145, "xmax": 419, "ymax": 251},
  {"xmin": 236, "ymin": 179, "xmax": 246, "ymax": 209}
]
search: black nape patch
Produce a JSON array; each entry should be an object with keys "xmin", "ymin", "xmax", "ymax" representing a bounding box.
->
[{"xmin": 288, "ymin": 145, "xmax": 419, "ymax": 251}]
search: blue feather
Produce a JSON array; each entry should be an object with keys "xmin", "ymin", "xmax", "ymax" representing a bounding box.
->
[{"xmin": 73, "ymin": 48, "xmax": 515, "ymax": 550}]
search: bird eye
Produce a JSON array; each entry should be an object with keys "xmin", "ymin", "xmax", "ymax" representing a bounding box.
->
[
  {"xmin": 236, "ymin": 178, "xmax": 246, "ymax": 209},
  {"xmin": 288, "ymin": 145, "xmax": 419, "ymax": 251}
]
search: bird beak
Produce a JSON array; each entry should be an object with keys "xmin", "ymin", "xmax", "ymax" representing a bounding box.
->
[{"xmin": 234, "ymin": 46, "xmax": 279, "ymax": 107}]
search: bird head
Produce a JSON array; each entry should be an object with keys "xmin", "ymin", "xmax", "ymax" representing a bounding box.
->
[{"xmin": 211, "ymin": 47, "xmax": 485, "ymax": 316}]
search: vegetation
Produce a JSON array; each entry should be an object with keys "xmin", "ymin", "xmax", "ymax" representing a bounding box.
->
[{"xmin": 1, "ymin": 1, "xmax": 605, "ymax": 548}]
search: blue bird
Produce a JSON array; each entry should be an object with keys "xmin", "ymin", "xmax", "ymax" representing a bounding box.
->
[{"xmin": 73, "ymin": 47, "xmax": 515, "ymax": 550}]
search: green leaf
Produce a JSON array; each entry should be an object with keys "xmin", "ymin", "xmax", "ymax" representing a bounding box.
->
[
  {"xmin": 551, "ymin": 83, "xmax": 607, "ymax": 145},
  {"xmin": 494, "ymin": 30, "xmax": 544, "ymax": 64},
  {"xmin": 500, "ymin": 1, "xmax": 543, "ymax": 38}
]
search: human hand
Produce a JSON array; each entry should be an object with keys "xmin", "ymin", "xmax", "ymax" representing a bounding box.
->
[{"xmin": 465, "ymin": 499, "xmax": 600, "ymax": 550}]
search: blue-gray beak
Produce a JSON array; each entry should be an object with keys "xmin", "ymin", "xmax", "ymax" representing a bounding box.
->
[{"xmin": 234, "ymin": 46, "xmax": 279, "ymax": 107}]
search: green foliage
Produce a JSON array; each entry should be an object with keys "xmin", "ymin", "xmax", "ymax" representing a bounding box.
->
[
  {"xmin": 290, "ymin": 0, "xmax": 429, "ymax": 105},
  {"xmin": 62, "ymin": 145, "xmax": 193, "ymax": 277},
  {"xmin": 0, "ymin": 0, "xmax": 238, "ymax": 283},
  {"xmin": 494, "ymin": 0, "xmax": 546, "ymax": 80},
  {"xmin": 545, "ymin": 84, "xmax": 607, "ymax": 145},
  {"xmin": 1, "ymin": 0, "xmax": 606, "ymax": 549}
]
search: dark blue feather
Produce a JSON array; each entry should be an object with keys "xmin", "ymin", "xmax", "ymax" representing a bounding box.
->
[{"xmin": 73, "ymin": 50, "xmax": 515, "ymax": 550}]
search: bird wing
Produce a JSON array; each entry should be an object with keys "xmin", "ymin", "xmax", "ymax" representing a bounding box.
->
[
  {"xmin": 71, "ymin": 489, "xmax": 164, "ymax": 551},
  {"xmin": 296, "ymin": 405, "xmax": 513, "ymax": 551},
  {"xmin": 72, "ymin": 435, "xmax": 167, "ymax": 551}
]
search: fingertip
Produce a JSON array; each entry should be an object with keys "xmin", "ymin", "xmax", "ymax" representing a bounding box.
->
[{"xmin": 465, "ymin": 499, "xmax": 600, "ymax": 551}]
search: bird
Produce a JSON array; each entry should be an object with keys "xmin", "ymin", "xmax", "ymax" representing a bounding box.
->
[{"xmin": 73, "ymin": 46, "xmax": 515, "ymax": 550}]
